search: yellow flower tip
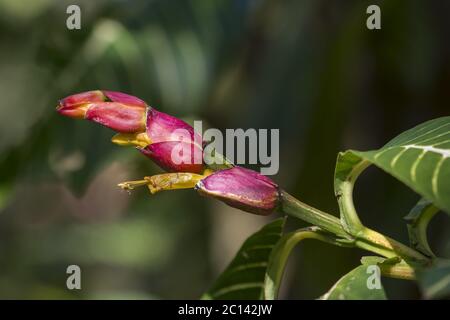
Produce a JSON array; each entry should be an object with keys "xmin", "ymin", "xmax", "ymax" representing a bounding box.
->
[
  {"xmin": 118, "ymin": 172, "xmax": 208, "ymax": 196},
  {"xmin": 111, "ymin": 132, "xmax": 152, "ymax": 147},
  {"xmin": 117, "ymin": 179, "xmax": 150, "ymax": 191},
  {"xmin": 144, "ymin": 173, "xmax": 205, "ymax": 194},
  {"xmin": 56, "ymin": 103, "xmax": 89, "ymax": 119}
]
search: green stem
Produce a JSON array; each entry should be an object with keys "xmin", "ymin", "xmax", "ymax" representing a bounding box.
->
[
  {"xmin": 280, "ymin": 191, "xmax": 347, "ymax": 238},
  {"xmin": 280, "ymin": 190, "xmax": 430, "ymax": 265},
  {"xmin": 336, "ymin": 159, "xmax": 369, "ymax": 234},
  {"xmin": 357, "ymin": 227, "xmax": 429, "ymax": 263},
  {"xmin": 265, "ymin": 227, "xmax": 416, "ymax": 300},
  {"xmin": 333, "ymin": 158, "xmax": 429, "ymax": 264},
  {"xmin": 264, "ymin": 227, "xmax": 353, "ymax": 300},
  {"xmin": 378, "ymin": 262, "xmax": 416, "ymax": 280},
  {"xmin": 405, "ymin": 199, "xmax": 439, "ymax": 258}
]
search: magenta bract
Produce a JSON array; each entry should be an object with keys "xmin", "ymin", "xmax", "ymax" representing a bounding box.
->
[
  {"xmin": 196, "ymin": 167, "xmax": 279, "ymax": 215},
  {"xmin": 57, "ymin": 90, "xmax": 105, "ymax": 119},
  {"xmin": 85, "ymin": 102, "xmax": 146, "ymax": 133},
  {"xmin": 103, "ymin": 90, "xmax": 147, "ymax": 108},
  {"xmin": 146, "ymin": 108, "xmax": 200, "ymax": 144},
  {"xmin": 139, "ymin": 141, "xmax": 204, "ymax": 173},
  {"xmin": 57, "ymin": 90, "xmax": 205, "ymax": 173}
]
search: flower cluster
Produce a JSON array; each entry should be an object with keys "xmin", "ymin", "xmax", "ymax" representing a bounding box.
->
[
  {"xmin": 58, "ymin": 90, "xmax": 203, "ymax": 173},
  {"xmin": 57, "ymin": 90, "xmax": 280, "ymax": 215}
]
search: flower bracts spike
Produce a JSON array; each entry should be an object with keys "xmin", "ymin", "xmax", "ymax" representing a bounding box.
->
[
  {"xmin": 58, "ymin": 90, "xmax": 204, "ymax": 173},
  {"xmin": 59, "ymin": 91, "xmax": 279, "ymax": 216},
  {"xmin": 57, "ymin": 90, "xmax": 200, "ymax": 142}
]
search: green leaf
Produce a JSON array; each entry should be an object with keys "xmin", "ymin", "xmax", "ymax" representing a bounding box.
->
[
  {"xmin": 355, "ymin": 117, "xmax": 450, "ymax": 213},
  {"xmin": 264, "ymin": 227, "xmax": 353, "ymax": 300},
  {"xmin": 418, "ymin": 259, "xmax": 450, "ymax": 299},
  {"xmin": 320, "ymin": 264, "xmax": 387, "ymax": 300},
  {"xmin": 335, "ymin": 117, "xmax": 450, "ymax": 234},
  {"xmin": 404, "ymin": 198, "xmax": 439, "ymax": 257},
  {"xmin": 202, "ymin": 218, "xmax": 286, "ymax": 300}
]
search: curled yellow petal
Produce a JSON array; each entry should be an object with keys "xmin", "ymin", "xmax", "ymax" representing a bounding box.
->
[
  {"xmin": 118, "ymin": 172, "xmax": 206, "ymax": 195},
  {"xmin": 111, "ymin": 132, "xmax": 152, "ymax": 147},
  {"xmin": 145, "ymin": 172, "xmax": 204, "ymax": 194},
  {"xmin": 118, "ymin": 179, "xmax": 150, "ymax": 191}
]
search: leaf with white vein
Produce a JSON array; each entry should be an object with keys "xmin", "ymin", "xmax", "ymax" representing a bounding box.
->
[
  {"xmin": 336, "ymin": 117, "xmax": 450, "ymax": 217},
  {"xmin": 202, "ymin": 218, "xmax": 286, "ymax": 300}
]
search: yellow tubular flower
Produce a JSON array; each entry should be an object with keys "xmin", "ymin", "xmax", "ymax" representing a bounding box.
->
[{"xmin": 118, "ymin": 169, "xmax": 213, "ymax": 194}]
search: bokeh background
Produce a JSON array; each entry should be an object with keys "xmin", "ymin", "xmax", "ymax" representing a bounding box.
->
[{"xmin": 0, "ymin": 0, "xmax": 449, "ymax": 299}]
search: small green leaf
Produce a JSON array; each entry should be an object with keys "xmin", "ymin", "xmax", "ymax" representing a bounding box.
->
[
  {"xmin": 202, "ymin": 218, "xmax": 286, "ymax": 300},
  {"xmin": 418, "ymin": 259, "xmax": 450, "ymax": 299},
  {"xmin": 264, "ymin": 227, "xmax": 352, "ymax": 300},
  {"xmin": 320, "ymin": 265, "xmax": 387, "ymax": 300},
  {"xmin": 404, "ymin": 198, "xmax": 439, "ymax": 257}
]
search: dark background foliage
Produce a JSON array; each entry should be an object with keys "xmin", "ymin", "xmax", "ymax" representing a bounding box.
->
[{"xmin": 0, "ymin": 0, "xmax": 448, "ymax": 299}]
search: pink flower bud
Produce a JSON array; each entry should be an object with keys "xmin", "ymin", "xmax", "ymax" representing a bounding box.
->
[
  {"xmin": 196, "ymin": 167, "xmax": 279, "ymax": 215},
  {"xmin": 146, "ymin": 108, "xmax": 200, "ymax": 144},
  {"xmin": 85, "ymin": 102, "xmax": 146, "ymax": 133},
  {"xmin": 102, "ymin": 91, "xmax": 147, "ymax": 108},
  {"xmin": 57, "ymin": 90, "xmax": 147, "ymax": 133},
  {"xmin": 138, "ymin": 141, "xmax": 204, "ymax": 173},
  {"xmin": 57, "ymin": 90, "xmax": 105, "ymax": 119},
  {"xmin": 57, "ymin": 90, "xmax": 206, "ymax": 171}
]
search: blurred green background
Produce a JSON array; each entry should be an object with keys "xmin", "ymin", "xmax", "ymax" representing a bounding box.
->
[{"xmin": 0, "ymin": 0, "xmax": 449, "ymax": 299}]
